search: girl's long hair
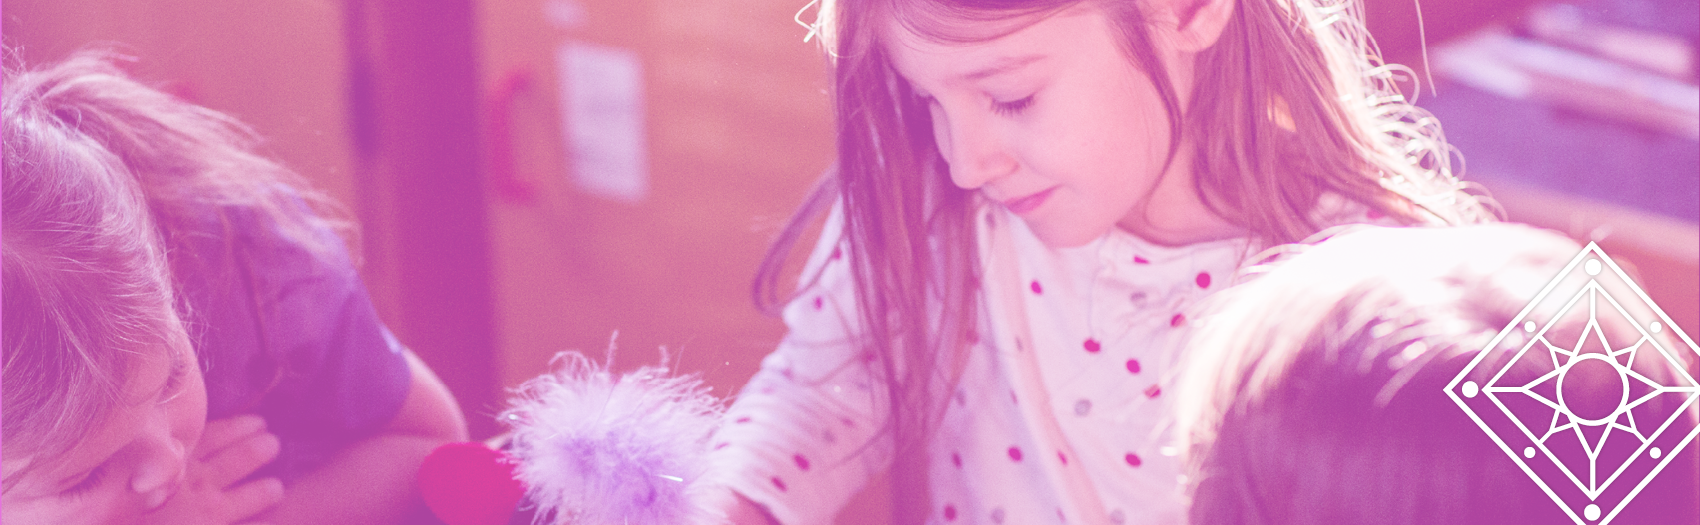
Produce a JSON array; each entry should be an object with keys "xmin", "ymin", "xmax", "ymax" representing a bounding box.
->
[
  {"xmin": 753, "ymin": 0, "xmax": 1496, "ymax": 521},
  {"xmin": 1, "ymin": 49, "xmax": 354, "ymax": 487}
]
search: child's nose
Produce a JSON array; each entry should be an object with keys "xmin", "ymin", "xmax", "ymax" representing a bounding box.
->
[
  {"xmin": 131, "ymin": 426, "xmax": 188, "ymax": 509},
  {"xmin": 941, "ymin": 116, "xmax": 1016, "ymax": 190}
]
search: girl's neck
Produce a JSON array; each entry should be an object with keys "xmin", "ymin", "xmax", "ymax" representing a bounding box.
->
[{"xmin": 1116, "ymin": 146, "xmax": 1243, "ymax": 247}]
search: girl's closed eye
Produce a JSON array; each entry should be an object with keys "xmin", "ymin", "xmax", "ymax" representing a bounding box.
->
[
  {"xmin": 59, "ymin": 464, "xmax": 108, "ymax": 499},
  {"xmin": 991, "ymin": 95, "xmax": 1035, "ymax": 117}
]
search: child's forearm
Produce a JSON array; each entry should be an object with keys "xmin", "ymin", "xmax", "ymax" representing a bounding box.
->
[
  {"xmin": 264, "ymin": 434, "xmax": 446, "ymax": 524},
  {"xmin": 267, "ymin": 349, "xmax": 466, "ymax": 524}
]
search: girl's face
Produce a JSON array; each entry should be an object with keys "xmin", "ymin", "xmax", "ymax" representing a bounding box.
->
[
  {"xmin": 888, "ymin": 3, "xmax": 1232, "ymax": 247},
  {"xmin": 1, "ymin": 323, "xmax": 207, "ymax": 525}
]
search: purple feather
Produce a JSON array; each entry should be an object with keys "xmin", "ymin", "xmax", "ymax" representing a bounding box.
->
[{"xmin": 501, "ymin": 351, "xmax": 725, "ymax": 525}]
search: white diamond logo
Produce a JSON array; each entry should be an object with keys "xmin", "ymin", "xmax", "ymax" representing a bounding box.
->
[{"xmin": 1446, "ymin": 243, "xmax": 1700, "ymax": 524}]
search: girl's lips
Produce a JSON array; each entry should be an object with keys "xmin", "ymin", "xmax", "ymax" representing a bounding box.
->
[{"xmin": 1001, "ymin": 187, "xmax": 1056, "ymax": 215}]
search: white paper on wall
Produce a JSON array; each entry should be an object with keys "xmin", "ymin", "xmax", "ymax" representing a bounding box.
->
[{"xmin": 557, "ymin": 42, "xmax": 648, "ymax": 203}]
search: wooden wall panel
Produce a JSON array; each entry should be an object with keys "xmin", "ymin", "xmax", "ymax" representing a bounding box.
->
[
  {"xmin": 3, "ymin": 0, "xmax": 358, "ymax": 215},
  {"xmin": 471, "ymin": 0, "xmax": 832, "ymax": 400}
]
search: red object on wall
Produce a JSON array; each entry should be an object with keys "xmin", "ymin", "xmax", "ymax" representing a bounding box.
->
[{"xmin": 485, "ymin": 68, "xmax": 536, "ymax": 204}]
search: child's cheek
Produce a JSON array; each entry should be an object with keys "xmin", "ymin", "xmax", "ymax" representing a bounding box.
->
[{"xmin": 174, "ymin": 369, "xmax": 211, "ymax": 455}]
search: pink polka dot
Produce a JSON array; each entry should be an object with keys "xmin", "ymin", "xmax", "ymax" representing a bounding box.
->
[
  {"xmin": 1134, "ymin": 255, "xmax": 1150, "ymax": 264},
  {"xmin": 1145, "ymin": 384, "xmax": 1162, "ymax": 398},
  {"xmin": 1008, "ymin": 447, "xmax": 1024, "ymax": 462},
  {"xmin": 1058, "ymin": 451, "xmax": 1068, "ymax": 465},
  {"xmin": 813, "ymin": 296, "xmax": 824, "ymax": 310},
  {"xmin": 951, "ymin": 452, "xmax": 963, "ymax": 469},
  {"xmin": 1170, "ymin": 313, "xmax": 1186, "ymax": 327},
  {"xmin": 944, "ymin": 504, "xmax": 958, "ymax": 521},
  {"xmin": 1196, "ymin": 272, "xmax": 1212, "ymax": 288},
  {"xmin": 1367, "ymin": 209, "xmax": 1385, "ymax": 220},
  {"xmin": 1126, "ymin": 359, "xmax": 1141, "ymax": 374},
  {"xmin": 831, "ymin": 246, "xmax": 843, "ymax": 260},
  {"xmin": 1011, "ymin": 392, "xmax": 1019, "ymax": 404},
  {"xmin": 1083, "ymin": 339, "xmax": 1101, "ymax": 353},
  {"xmin": 1030, "ymin": 280, "xmax": 1043, "ymax": 294},
  {"xmin": 794, "ymin": 454, "xmax": 811, "ymax": 471},
  {"xmin": 771, "ymin": 476, "xmax": 788, "ymax": 491},
  {"xmin": 713, "ymin": 442, "xmax": 730, "ymax": 450},
  {"xmin": 735, "ymin": 416, "xmax": 752, "ymax": 424},
  {"xmin": 840, "ymin": 417, "xmax": 856, "ymax": 428},
  {"xmin": 1125, "ymin": 453, "xmax": 1142, "ymax": 467}
]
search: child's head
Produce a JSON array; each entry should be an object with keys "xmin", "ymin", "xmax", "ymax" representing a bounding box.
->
[
  {"xmin": 3, "ymin": 53, "xmax": 210, "ymax": 522},
  {"xmin": 807, "ymin": 0, "xmax": 1487, "ymax": 249},
  {"xmin": 1172, "ymin": 225, "xmax": 1698, "ymax": 524}
]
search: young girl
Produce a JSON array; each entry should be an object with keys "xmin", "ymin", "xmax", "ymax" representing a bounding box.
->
[
  {"xmin": 1172, "ymin": 224, "xmax": 1698, "ymax": 524},
  {"xmin": 2, "ymin": 52, "xmax": 466, "ymax": 524},
  {"xmin": 712, "ymin": 0, "xmax": 1493, "ymax": 523}
]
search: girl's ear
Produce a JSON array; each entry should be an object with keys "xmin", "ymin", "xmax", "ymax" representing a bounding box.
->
[{"xmin": 1158, "ymin": 0, "xmax": 1237, "ymax": 53}]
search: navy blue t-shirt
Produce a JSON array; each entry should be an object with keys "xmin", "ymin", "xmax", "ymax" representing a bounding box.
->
[{"xmin": 172, "ymin": 203, "xmax": 410, "ymax": 481}]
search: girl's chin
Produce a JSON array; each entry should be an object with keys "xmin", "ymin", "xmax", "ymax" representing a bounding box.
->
[{"xmin": 1024, "ymin": 219, "xmax": 1109, "ymax": 249}]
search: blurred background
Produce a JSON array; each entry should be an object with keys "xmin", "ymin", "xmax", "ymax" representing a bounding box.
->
[{"xmin": 5, "ymin": 0, "xmax": 1695, "ymax": 521}]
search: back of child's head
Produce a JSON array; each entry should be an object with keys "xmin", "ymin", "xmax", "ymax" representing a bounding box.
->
[
  {"xmin": 1, "ymin": 53, "xmax": 183, "ymax": 488},
  {"xmin": 1173, "ymin": 225, "xmax": 1699, "ymax": 524},
  {"xmin": 4, "ymin": 49, "xmax": 351, "ymax": 270}
]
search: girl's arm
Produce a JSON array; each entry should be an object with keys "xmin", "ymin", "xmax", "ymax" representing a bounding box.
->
[
  {"xmin": 709, "ymin": 203, "xmax": 889, "ymax": 524},
  {"xmin": 261, "ymin": 350, "xmax": 467, "ymax": 525}
]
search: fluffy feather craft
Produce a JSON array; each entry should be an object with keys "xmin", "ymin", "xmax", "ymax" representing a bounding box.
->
[{"xmin": 501, "ymin": 350, "xmax": 725, "ymax": 525}]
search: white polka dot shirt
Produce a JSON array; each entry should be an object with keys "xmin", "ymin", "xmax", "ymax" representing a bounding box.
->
[{"xmin": 714, "ymin": 197, "xmax": 1384, "ymax": 524}]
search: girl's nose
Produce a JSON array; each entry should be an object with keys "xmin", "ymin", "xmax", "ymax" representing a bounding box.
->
[
  {"xmin": 939, "ymin": 115, "xmax": 1016, "ymax": 191},
  {"xmin": 131, "ymin": 423, "xmax": 188, "ymax": 510}
]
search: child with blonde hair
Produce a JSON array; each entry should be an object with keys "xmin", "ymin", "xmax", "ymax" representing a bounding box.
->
[
  {"xmin": 713, "ymin": 0, "xmax": 1494, "ymax": 522},
  {"xmin": 2, "ymin": 51, "xmax": 466, "ymax": 524}
]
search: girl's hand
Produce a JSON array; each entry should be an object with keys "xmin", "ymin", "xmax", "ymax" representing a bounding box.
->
[{"xmin": 141, "ymin": 415, "xmax": 285, "ymax": 525}]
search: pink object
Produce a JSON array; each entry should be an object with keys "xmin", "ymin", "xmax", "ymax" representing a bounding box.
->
[{"xmin": 418, "ymin": 442, "xmax": 525, "ymax": 525}]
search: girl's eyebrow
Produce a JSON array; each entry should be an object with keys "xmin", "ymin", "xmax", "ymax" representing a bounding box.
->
[
  {"xmin": 962, "ymin": 54, "xmax": 1047, "ymax": 82},
  {"xmin": 154, "ymin": 347, "xmax": 190, "ymax": 402}
]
